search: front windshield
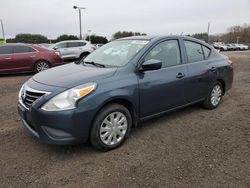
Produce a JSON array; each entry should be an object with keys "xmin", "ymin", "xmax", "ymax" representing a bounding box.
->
[{"xmin": 84, "ymin": 40, "xmax": 149, "ymax": 67}]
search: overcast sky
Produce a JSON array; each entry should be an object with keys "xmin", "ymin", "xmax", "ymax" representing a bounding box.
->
[{"xmin": 1, "ymin": 0, "xmax": 250, "ymax": 39}]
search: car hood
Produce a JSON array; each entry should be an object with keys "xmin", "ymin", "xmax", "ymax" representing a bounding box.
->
[{"xmin": 32, "ymin": 63, "xmax": 117, "ymax": 88}]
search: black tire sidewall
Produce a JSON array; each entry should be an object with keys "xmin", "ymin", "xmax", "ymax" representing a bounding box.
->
[{"xmin": 90, "ymin": 104, "xmax": 132, "ymax": 151}]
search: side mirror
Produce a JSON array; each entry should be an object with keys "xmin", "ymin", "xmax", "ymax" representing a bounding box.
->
[
  {"xmin": 53, "ymin": 47, "xmax": 58, "ymax": 50},
  {"xmin": 140, "ymin": 59, "xmax": 162, "ymax": 71}
]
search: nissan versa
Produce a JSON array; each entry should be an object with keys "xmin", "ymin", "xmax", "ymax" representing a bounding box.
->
[{"xmin": 18, "ymin": 36, "xmax": 233, "ymax": 151}]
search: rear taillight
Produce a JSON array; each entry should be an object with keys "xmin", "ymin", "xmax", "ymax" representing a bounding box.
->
[{"xmin": 227, "ymin": 60, "xmax": 233, "ymax": 65}]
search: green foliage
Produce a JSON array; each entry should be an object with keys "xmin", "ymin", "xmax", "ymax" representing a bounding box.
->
[
  {"xmin": 85, "ymin": 35, "xmax": 108, "ymax": 44},
  {"xmin": 112, "ymin": 31, "xmax": 147, "ymax": 40},
  {"xmin": 6, "ymin": 33, "xmax": 49, "ymax": 43},
  {"xmin": 56, "ymin": 35, "xmax": 79, "ymax": 42},
  {"xmin": 0, "ymin": 39, "xmax": 6, "ymax": 45}
]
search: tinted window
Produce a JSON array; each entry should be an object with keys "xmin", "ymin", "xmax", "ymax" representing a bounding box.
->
[
  {"xmin": 13, "ymin": 46, "xmax": 36, "ymax": 53},
  {"xmin": 184, "ymin": 40, "xmax": 204, "ymax": 62},
  {"xmin": 0, "ymin": 46, "xmax": 13, "ymax": 54},
  {"xmin": 145, "ymin": 40, "xmax": 181, "ymax": 68},
  {"xmin": 202, "ymin": 46, "xmax": 211, "ymax": 59},
  {"xmin": 68, "ymin": 42, "xmax": 80, "ymax": 48},
  {"xmin": 78, "ymin": 42, "xmax": 86, "ymax": 46}
]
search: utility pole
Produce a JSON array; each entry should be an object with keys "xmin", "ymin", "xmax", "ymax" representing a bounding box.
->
[
  {"xmin": 0, "ymin": 19, "xmax": 5, "ymax": 40},
  {"xmin": 88, "ymin": 30, "xmax": 92, "ymax": 43},
  {"xmin": 236, "ymin": 36, "xmax": 240, "ymax": 44},
  {"xmin": 207, "ymin": 22, "xmax": 210, "ymax": 43},
  {"xmin": 73, "ymin": 6, "xmax": 86, "ymax": 40}
]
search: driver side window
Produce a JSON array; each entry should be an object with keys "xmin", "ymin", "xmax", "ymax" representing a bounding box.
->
[{"xmin": 144, "ymin": 40, "xmax": 181, "ymax": 68}]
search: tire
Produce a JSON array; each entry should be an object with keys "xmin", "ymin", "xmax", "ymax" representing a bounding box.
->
[
  {"xmin": 35, "ymin": 61, "xmax": 50, "ymax": 73},
  {"xmin": 90, "ymin": 104, "xmax": 132, "ymax": 151},
  {"xmin": 203, "ymin": 81, "xmax": 223, "ymax": 109}
]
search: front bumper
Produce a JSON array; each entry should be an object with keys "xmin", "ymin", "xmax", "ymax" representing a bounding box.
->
[{"xmin": 18, "ymin": 98, "xmax": 97, "ymax": 145}]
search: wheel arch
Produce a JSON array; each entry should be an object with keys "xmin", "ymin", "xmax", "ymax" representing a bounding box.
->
[
  {"xmin": 216, "ymin": 78, "xmax": 226, "ymax": 95},
  {"xmin": 93, "ymin": 97, "xmax": 139, "ymax": 128},
  {"xmin": 33, "ymin": 59, "xmax": 51, "ymax": 71}
]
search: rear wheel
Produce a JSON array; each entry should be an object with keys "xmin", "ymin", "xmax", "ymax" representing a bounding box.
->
[
  {"xmin": 90, "ymin": 104, "xmax": 132, "ymax": 151},
  {"xmin": 203, "ymin": 82, "xmax": 223, "ymax": 109},
  {"xmin": 35, "ymin": 61, "xmax": 50, "ymax": 73}
]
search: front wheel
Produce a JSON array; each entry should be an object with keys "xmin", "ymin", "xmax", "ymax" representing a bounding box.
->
[
  {"xmin": 35, "ymin": 61, "xmax": 50, "ymax": 73},
  {"xmin": 90, "ymin": 104, "xmax": 132, "ymax": 151},
  {"xmin": 203, "ymin": 82, "xmax": 223, "ymax": 109}
]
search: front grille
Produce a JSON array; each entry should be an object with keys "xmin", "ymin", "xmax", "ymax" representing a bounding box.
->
[{"xmin": 21, "ymin": 89, "xmax": 45, "ymax": 108}]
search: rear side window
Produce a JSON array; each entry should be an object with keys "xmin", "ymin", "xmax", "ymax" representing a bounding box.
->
[
  {"xmin": 0, "ymin": 46, "xmax": 13, "ymax": 54},
  {"xmin": 184, "ymin": 40, "xmax": 204, "ymax": 63},
  {"xmin": 202, "ymin": 46, "xmax": 211, "ymax": 59},
  {"xmin": 78, "ymin": 42, "xmax": 86, "ymax": 46},
  {"xmin": 13, "ymin": 46, "xmax": 36, "ymax": 53},
  {"xmin": 68, "ymin": 42, "xmax": 80, "ymax": 48},
  {"xmin": 145, "ymin": 40, "xmax": 181, "ymax": 68}
]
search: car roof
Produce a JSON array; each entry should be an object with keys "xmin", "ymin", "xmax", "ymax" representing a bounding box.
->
[
  {"xmin": 117, "ymin": 35, "xmax": 211, "ymax": 47},
  {"xmin": 57, "ymin": 40, "xmax": 88, "ymax": 43},
  {"xmin": 117, "ymin": 35, "xmax": 202, "ymax": 41},
  {"xmin": 0, "ymin": 43, "xmax": 35, "ymax": 47}
]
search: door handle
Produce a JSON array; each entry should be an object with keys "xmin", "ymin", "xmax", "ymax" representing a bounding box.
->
[
  {"xmin": 211, "ymin": 66, "xmax": 216, "ymax": 71},
  {"xmin": 176, "ymin": 73, "xmax": 185, "ymax": 79},
  {"xmin": 5, "ymin": 57, "xmax": 11, "ymax": 60},
  {"xmin": 30, "ymin": 55, "xmax": 36, "ymax": 58}
]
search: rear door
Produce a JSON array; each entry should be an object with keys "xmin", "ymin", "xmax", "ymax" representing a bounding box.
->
[
  {"xmin": 0, "ymin": 46, "xmax": 13, "ymax": 73},
  {"xmin": 138, "ymin": 39, "xmax": 189, "ymax": 118},
  {"xmin": 66, "ymin": 42, "xmax": 83, "ymax": 58},
  {"xmin": 11, "ymin": 45, "xmax": 37, "ymax": 72},
  {"xmin": 181, "ymin": 39, "xmax": 214, "ymax": 102}
]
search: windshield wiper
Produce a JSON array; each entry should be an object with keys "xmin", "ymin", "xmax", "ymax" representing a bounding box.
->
[{"xmin": 84, "ymin": 61, "xmax": 106, "ymax": 68}]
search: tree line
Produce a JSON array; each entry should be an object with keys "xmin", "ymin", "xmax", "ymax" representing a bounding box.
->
[
  {"xmin": 190, "ymin": 24, "xmax": 250, "ymax": 44},
  {"xmin": 6, "ymin": 34, "xmax": 109, "ymax": 44},
  {"xmin": 5, "ymin": 31, "xmax": 146, "ymax": 44},
  {"xmin": 5, "ymin": 24, "xmax": 249, "ymax": 45}
]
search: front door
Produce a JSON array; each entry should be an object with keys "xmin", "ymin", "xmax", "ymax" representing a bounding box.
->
[{"xmin": 138, "ymin": 39, "xmax": 189, "ymax": 118}]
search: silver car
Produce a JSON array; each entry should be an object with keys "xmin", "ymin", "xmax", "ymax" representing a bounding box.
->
[{"xmin": 49, "ymin": 40, "xmax": 95, "ymax": 61}]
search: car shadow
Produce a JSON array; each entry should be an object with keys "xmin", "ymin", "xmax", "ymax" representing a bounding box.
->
[{"xmin": 0, "ymin": 72, "xmax": 34, "ymax": 77}]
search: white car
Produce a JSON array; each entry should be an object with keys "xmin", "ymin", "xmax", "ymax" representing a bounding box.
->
[
  {"xmin": 233, "ymin": 44, "xmax": 249, "ymax": 50},
  {"xmin": 49, "ymin": 40, "xmax": 96, "ymax": 61},
  {"xmin": 212, "ymin": 42, "xmax": 228, "ymax": 51}
]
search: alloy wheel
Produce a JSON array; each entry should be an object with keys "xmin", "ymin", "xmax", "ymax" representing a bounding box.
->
[
  {"xmin": 36, "ymin": 61, "xmax": 49, "ymax": 72},
  {"xmin": 210, "ymin": 84, "xmax": 222, "ymax": 106}
]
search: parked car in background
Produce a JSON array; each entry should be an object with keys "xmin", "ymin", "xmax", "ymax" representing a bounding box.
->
[
  {"xmin": 18, "ymin": 36, "xmax": 233, "ymax": 151},
  {"xmin": 0, "ymin": 44, "xmax": 63, "ymax": 74},
  {"xmin": 49, "ymin": 40, "xmax": 96, "ymax": 61},
  {"xmin": 227, "ymin": 44, "xmax": 238, "ymax": 51},
  {"xmin": 233, "ymin": 44, "xmax": 249, "ymax": 50},
  {"xmin": 212, "ymin": 42, "xmax": 228, "ymax": 51}
]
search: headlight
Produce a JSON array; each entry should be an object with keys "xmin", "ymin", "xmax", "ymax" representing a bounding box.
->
[{"xmin": 41, "ymin": 82, "xmax": 97, "ymax": 111}]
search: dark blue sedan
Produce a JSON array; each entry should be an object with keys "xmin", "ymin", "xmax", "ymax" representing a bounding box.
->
[{"xmin": 18, "ymin": 36, "xmax": 233, "ymax": 151}]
